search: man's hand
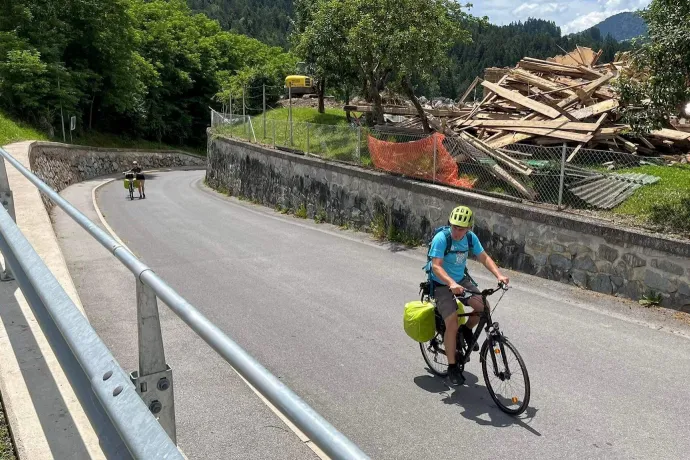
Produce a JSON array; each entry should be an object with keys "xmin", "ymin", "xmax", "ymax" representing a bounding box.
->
[
  {"xmin": 449, "ymin": 282, "xmax": 465, "ymax": 295},
  {"xmin": 497, "ymin": 274, "xmax": 510, "ymax": 286}
]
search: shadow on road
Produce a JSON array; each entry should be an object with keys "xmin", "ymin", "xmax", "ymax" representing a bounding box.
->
[{"xmin": 414, "ymin": 371, "xmax": 541, "ymax": 436}]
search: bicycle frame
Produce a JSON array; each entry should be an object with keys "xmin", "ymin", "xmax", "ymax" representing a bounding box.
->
[{"xmin": 456, "ymin": 286, "xmax": 512, "ymax": 376}]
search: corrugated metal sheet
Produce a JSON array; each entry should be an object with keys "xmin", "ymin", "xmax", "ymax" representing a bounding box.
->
[{"xmin": 568, "ymin": 172, "xmax": 659, "ymax": 209}]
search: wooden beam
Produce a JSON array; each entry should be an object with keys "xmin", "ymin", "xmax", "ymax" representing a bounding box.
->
[
  {"xmin": 649, "ymin": 128, "xmax": 690, "ymax": 141},
  {"xmin": 568, "ymin": 99, "xmax": 619, "ymax": 119},
  {"xmin": 459, "ymin": 77, "xmax": 480, "ymax": 104},
  {"xmin": 456, "ymin": 120, "xmax": 600, "ymax": 131},
  {"xmin": 494, "ymin": 127, "xmax": 592, "ymax": 142},
  {"xmin": 509, "ymin": 69, "xmax": 576, "ymax": 96},
  {"xmin": 481, "ymin": 80, "xmax": 562, "ymax": 119},
  {"xmin": 567, "ymin": 113, "xmax": 608, "ymax": 162}
]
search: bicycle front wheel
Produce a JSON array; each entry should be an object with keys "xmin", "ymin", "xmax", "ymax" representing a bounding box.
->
[
  {"xmin": 480, "ymin": 337, "xmax": 530, "ymax": 415},
  {"xmin": 420, "ymin": 332, "xmax": 449, "ymax": 377}
]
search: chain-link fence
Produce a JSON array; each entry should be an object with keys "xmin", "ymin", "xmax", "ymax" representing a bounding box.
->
[{"xmin": 210, "ymin": 109, "xmax": 690, "ymax": 237}]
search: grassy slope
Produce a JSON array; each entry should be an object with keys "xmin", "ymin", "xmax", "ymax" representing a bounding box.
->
[{"xmin": 0, "ymin": 111, "xmax": 48, "ymax": 146}]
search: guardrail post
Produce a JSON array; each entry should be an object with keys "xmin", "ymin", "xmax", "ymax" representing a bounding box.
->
[
  {"xmin": 0, "ymin": 158, "xmax": 15, "ymax": 281},
  {"xmin": 130, "ymin": 278, "xmax": 176, "ymax": 443}
]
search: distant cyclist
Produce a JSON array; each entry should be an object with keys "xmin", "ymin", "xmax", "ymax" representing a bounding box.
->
[
  {"xmin": 128, "ymin": 161, "xmax": 146, "ymax": 199},
  {"xmin": 429, "ymin": 206, "xmax": 509, "ymax": 385}
]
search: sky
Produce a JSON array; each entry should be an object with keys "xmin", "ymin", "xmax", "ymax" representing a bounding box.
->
[{"xmin": 465, "ymin": 0, "xmax": 651, "ymax": 34}]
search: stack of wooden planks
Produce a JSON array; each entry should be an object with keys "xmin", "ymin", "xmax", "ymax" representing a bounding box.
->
[{"xmin": 347, "ymin": 47, "xmax": 690, "ymax": 158}]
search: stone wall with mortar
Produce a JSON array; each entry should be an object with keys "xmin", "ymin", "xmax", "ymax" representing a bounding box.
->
[
  {"xmin": 207, "ymin": 136, "xmax": 690, "ymax": 311},
  {"xmin": 28, "ymin": 142, "xmax": 205, "ymax": 211}
]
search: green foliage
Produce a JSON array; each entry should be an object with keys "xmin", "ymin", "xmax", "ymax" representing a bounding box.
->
[
  {"xmin": 639, "ymin": 291, "xmax": 663, "ymax": 307},
  {"xmin": 187, "ymin": 0, "xmax": 294, "ymax": 48},
  {"xmin": 617, "ymin": 1, "xmax": 690, "ymax": 132},
  {"xmin": 0, "ymin": 110, "xmax": 48, "ymax": 145},
  {"xmin": 295, "ymin": 0, "xmax": 474, "ymax": 123},
  {"xmin": 0, "ymin": 0, "xmax": 294, "ymax": 147},
  {"xmin": 295, "ymin": 203, "xmax": 308, "ymax": 218},
  {"xmin": 314, "ymin": 208, "xmax": 327, "ymax": 223},
  {"xmin": 370, "ymin": 212, "xmax": 387, "ymax": 240}
]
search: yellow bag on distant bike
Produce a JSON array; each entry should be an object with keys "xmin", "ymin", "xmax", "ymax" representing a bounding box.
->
[{"xmin": 403, "ymin": 301, "xmax": 436, "ymax": 342}]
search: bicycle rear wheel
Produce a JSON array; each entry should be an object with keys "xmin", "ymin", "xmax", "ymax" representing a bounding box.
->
[
  {"xmin": 420, "ymin": 332, "xmax": 449, "ymax": 377},
  {"xmin": 480, "ymin": 337, "xmax": 530, "ymax": 415}
]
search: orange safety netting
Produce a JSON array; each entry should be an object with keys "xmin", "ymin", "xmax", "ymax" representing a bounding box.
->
[{"xmin": 368, "ymin": 133, "xmax": 475, "ymax": 189}]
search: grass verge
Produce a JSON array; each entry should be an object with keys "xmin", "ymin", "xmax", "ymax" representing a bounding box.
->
[
  {"xmin": 0, "ymin": 111, "xmax": 48, "ymax": 146},
  {"xmin": 613, "ymin": 164, "xmax": 690, "ymax": 233},
  {"xmin": 213, "ymin": 107, "xmax": 370, "ymax": 164}
]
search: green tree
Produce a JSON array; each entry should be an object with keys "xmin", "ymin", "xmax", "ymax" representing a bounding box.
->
[
  {"xmin": 617, "ymin": 0, "xmax": 690, "ymax": 133},
  {"xmin": 298, "ymin": 0, "xmax": 474, "ymax": 127}
]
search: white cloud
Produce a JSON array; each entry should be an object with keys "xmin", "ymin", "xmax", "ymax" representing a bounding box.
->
[
  {"xmin": 513, "ymin": 3, "xmax": 539, "ymax": 14},
  {"xmin": 467, "ymin": 0, "xmax": 653, "ymax": 34},
  {"xmin": 560, "ymin": 11, "xmax": 617, "ymax": 34}
]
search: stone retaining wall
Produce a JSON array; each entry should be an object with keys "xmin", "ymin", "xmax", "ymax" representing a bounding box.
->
[
  {"xmin": 28, "ymin": 142, "xmax": 205, "ymax": 210},
  {"xmin": 207, "ymin": 136, "xmax": 690, "ymax": 311}
]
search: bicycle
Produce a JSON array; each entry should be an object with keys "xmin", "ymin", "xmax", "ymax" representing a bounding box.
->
[
  {"xmin": 123, "ymin": 172, "xmax": 137, "ymax": 200},
  {"xmin": 418, "ymin": 281, "xmax": 531, "ymax": 415}
]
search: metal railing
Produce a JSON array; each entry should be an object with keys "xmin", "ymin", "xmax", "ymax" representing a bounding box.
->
[{"xmin": 0, "ymin": 146, "xmax": 369, "ymax": 460}]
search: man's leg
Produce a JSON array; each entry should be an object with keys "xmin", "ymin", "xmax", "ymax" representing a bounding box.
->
[
  {"xmin": 443, "ymin": 311, "xmax": 459, "ymax": 366},
  {"xmin": 435, "ymin": 285, "xmax": 465, "ymax": 385}
]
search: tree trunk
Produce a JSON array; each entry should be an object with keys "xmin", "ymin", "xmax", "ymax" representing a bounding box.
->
[
  {"xmin": 89, "ymin": 95, "xmax": 95, "ymax": 130},
  {"xmin": 402, "ymin": 76, "xmax": 431, "ymax": 133},
  {"xmin": 317, "ymin": 77, "xmax": 325, "ymax": 114},
  {"xmin": 369, "ymin": 76, "xmax": 385, "ymax": 126}
]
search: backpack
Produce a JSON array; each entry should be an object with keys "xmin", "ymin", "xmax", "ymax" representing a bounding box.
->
[{"xmin": 422, "ymin": 226, "xmax": 474, "ymax": 280}]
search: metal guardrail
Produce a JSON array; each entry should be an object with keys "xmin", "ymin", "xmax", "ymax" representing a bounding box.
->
[{"xmin": 0, "ymin": 147, "xmax": 369, "ymax": 460}]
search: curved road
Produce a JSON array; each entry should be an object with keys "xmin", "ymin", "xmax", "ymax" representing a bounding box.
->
[{"xmin": 53, "ymin": 169, "xmax": 690, "ymax": 459}]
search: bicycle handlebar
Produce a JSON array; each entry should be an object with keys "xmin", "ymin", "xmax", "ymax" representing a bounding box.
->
[{"xmin": 453, "ymin": 282, "xmax": 508, "ymax": 300}]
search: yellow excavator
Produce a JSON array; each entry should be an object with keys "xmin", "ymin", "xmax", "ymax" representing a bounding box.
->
[{"xmin": 284, "ymin": 62, "xmax": 317, "ymax": 97}]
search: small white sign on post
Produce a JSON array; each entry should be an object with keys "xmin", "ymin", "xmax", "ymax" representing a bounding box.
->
[{"xmin": 70, "ymin": 116, "xmax": 76, "ymax": 143}]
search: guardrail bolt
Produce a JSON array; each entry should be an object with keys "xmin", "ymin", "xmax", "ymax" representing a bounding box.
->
[
  {"xmin": 113, "ymin": 385, "xmax": 123, "ymax": 397},
  {"xmin": 102, "ymin": 370, "xmax": 113, "ymax": 381},
  {"xmin": 149, "ymin": 400, "xmax": 162, "ymax": 414},
  {"xmin": 157, "ymin": 377, "xmax": 170, "ymax": 391}
]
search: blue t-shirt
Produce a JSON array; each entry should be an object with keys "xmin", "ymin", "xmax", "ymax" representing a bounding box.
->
[{"xmin": 428, "ymin": 231, "xmax": 484, "ymax": 284}]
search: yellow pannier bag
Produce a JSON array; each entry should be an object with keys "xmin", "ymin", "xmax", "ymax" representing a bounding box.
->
[
  {"xmin": 403, "ymin": 299, "xmax": 469, "ymax": 342},
  {"xmin": 403, "ymin": 301, "xmax": 436, "ymax": 342}
]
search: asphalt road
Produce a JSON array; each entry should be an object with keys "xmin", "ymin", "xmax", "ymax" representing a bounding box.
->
[{"xmin": 54, "ymin": 169, "xmax": 690, "ymax": 459}]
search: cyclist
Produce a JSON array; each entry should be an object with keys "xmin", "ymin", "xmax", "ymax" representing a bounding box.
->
[
  {"xmin": 128, "ymin": 161, "xmax": 146, "ymax": 199},
  {"xmin": 429, "ymin": 205, "xmax": 509, "ymax": 386}
]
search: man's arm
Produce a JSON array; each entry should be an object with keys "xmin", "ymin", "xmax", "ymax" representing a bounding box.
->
[
  {"xmin": 432, "ymin": 258, "xmax": 464, "ymax": 294},
  {"xmin": 477, "ymin": 252, "xmax": 509, "ymax": 284}
]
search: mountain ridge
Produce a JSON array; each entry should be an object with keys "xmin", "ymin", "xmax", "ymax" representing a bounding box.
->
[{"xmin": 589, "ymin": 11, "xmax": 647, "ymax": 42}]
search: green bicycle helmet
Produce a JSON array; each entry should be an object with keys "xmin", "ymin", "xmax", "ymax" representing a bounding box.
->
[{"xmin": 448, "ymin": 205, "xmax": 474, "ymax": 228}]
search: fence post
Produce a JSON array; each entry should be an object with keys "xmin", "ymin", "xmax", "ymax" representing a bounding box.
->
[
  {"xmin": 242, "ymin": 87, "xmax": 246, "ymax": 137},
  {"xmin": 0, "ymin": 158, "xmax": 15, "ymax": 281},
  {"xmin": 356, "ymin": 126, "xmax": 362, "ymax": 162},
  {"xmin": 289, "ymin": 86, "xmax": 293, "ymax": 147},
  {"xmin": 306, "ymin": 123, "xmax": 310, "ymax": 154},
  {"xmin": 272, "ymin": 119, "xmax": 276, "ymax": 148},
  {"xmin": 229, "ymin": 95, "xmax": 233, "ymax": 137},
  {"xmin": 263, "ymin": 84, "xmax": 266, "ymax": 140},
  {"xmin": 432, "ymin": 134, "xmax": 437, "ymax": 184},
  {"xmin": 130, "ymin": 279, "xmax": 177, "ymax": 443},
  {"xmin": 558, "ymin": 142, "xmax": 567, "ymax": 210}
]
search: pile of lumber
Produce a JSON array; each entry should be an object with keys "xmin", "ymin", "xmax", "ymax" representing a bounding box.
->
[
  {"xmin": 347, "ymin": 47, "xmax": 690, "ymax": 158},
  {"xmin": 346, "ymin": 47, "xmax": 690, "ymax": 206}
]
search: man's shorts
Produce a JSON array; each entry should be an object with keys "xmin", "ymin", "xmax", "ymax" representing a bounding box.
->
[{"xmin": 432, "ymin": 277, "xmax": 481, "ymax": 320}]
